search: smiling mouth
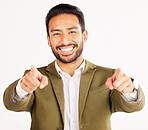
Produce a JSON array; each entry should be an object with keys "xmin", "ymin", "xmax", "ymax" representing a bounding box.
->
[{"xmin": 57, "ymin": 44, "xmax": 77, "ymax": 55}]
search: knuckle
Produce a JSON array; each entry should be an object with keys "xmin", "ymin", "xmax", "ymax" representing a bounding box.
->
[
  {"xmin": 117, "ymin": 87, "xmax": 122, "ymax": 92},
  {"xmin": 21, "ymin": 81, "xmax": 27, "ymax": 89},
  {"xmin": 125, "ymin": 74, "xmax": 128, "ymax": 78},
  {"xmin": 124, "ymin": 75, "xmax": 128, "ymax": 80},
  {"xmin": 21, "ymin": 84, "xmax": 25, "ymax": 90},
  {"xmin": 28, "ymin": 90, "xmax": 33, "ymax": 94},
  {"xmin": 26, "ymin": 71, "xmax": 31, "ymax": 76},
  {"xmin": 25, "ymin": 73, "xmax": 30, "ymax": 80},
  {"xmin": 23, "ymin": 78, "xmax": 28, "ymax": 84},
  {"xmin": 35, "ymin": 81, "xmax": 40, "ymax": 87},
  {"xmin": 122, "ymin": 89, "xmax": 127, "ymax": 93},
  {"xmin": 32, "ymin": 87, "xmax": 37, "ymax": 91},
  {"xmin": 29, "ymin": 70, "xmax": 36, "ymax": 77},
  {"xmin": 22, "ymin": 77, "xmax": 26, "ymax": 82},
  {"xmin": 123, "ymin": 74, "xmax": 126, "ymax": 77},
  {"xmin": 20, "ymin": 79, "xmax": 25, "ymax": 85},
  {"xmin": 129, "ymin": 84, "xmax": 134, "ymax": 89}
]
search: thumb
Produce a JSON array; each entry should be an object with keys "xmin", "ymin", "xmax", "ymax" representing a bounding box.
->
[{"xmin": 39, "ymin": 75, "xmax": 48, "ymax": 89}]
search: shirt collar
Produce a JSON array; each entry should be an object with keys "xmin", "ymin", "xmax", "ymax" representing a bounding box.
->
[{"xmin": 55, "ymin": 59, "xmax": 85, "ymax": 76}]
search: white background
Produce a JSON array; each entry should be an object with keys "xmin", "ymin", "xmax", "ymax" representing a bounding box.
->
[{"xmin": 0, "ymin": 0, "xmax": 148, "ymax": 130}]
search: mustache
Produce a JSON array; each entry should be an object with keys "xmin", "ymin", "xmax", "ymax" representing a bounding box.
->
[{"xmin": 56, "ymin": 43, "xmax": 78, "ymax": 50}]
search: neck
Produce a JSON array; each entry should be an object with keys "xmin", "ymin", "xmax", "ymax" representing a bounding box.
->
[{"xmin": 56, "ymin": 55, "xmax": 84, "ymax": 77}]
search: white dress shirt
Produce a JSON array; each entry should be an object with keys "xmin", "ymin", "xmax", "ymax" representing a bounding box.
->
[
  {"xmin": 15, "ymin": 60, "xmax": 138, "ymax": 130},
  {"xmin": 55, "ymin": 61, "xmax": 85, "ymax": 130}
]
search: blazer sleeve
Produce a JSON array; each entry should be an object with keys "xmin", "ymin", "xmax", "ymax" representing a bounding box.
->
[
  {"xmin": 3, "ymin": 70, "xmax": 34, "ymax": 112},
  {"xmin": 110, "ymin": 85, "xmax": 145, "ymax": 113}
]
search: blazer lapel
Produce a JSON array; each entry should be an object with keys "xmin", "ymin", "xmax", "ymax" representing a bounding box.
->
[
  {"xmin": 79, "ymin": 60, "xmax": 97, "ymax": 122},
  {"xmin": 45, "ymin": 60, "xmax": 97, "ymax": 124},
  {"xmin": 46, "ymin": 61, "xmax": 65, "ymax": 123}
]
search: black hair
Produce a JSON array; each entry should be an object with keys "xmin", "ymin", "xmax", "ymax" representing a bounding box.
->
[{"xmin": 45, "ymin": 4, "xmax": 85, "ymax": 36}]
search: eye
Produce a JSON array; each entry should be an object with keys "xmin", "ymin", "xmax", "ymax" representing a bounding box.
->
[
  {"xmin": 69, "ymin": 31, "xmax": 76, "ymax": 34},
  {"xmin": 53, "ymin": 33, "xmax": 61, "ymax": 36}
]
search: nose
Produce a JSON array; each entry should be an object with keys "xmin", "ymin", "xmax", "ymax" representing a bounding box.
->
[{"xmin": 60, "ymin": 33, "xmax": 69, "ymax": 45}]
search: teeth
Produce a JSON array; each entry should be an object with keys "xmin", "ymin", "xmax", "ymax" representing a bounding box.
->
[{"xmin": 61, "ymin": 47, "xmax": 73, "ymax": 52}]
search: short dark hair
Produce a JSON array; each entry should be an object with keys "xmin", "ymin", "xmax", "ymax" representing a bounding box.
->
[{"xmin": 45, "ymin": 4, "xmax": 85, "ymax": 36}]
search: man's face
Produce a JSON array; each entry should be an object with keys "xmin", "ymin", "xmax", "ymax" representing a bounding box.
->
[{"xmin": 47, "ymin": 14, "xmax": 88, "ymax": 63}]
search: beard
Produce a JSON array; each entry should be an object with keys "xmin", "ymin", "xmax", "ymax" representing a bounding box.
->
[{"xmin": 50, "ymin": 41, "xmax": 84, "ymax": 64}]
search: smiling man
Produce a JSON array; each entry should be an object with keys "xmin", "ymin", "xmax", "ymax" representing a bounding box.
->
[
  {"xmin": 47, "ymin": 13, "xmax": 87, "ymax": 76},
  {"xmin": 3, "ymin": 4, "xmax": 145, "ymax": 130}
]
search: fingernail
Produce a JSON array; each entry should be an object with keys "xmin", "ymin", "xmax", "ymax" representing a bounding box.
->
[{"xmin": 40, "ymin": 84, "xmax": 44, "ymax": 89}]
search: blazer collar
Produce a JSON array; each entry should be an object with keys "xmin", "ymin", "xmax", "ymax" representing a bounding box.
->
[
  {"xmin": 45, "ymin": 60, "xmax": 97, "ymax": 124},
  {"xmin": 46, "ymin": 60, "xmax": 97, "ymax": 76},
  {"xmin": 79, "ymin": 60, "xmax": 97, "ymax": 122},
  {"xmin": 46, "ymin": 61, "xmax": 61, "ymax": 78}
]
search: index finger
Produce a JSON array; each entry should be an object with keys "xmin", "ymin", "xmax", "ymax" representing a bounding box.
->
[
  {"xmin": 113, "ymin": 68, "xmax": 123, "ymax": 80},
  {"xmin": 30, "ymin": 65, "xmax": 41, "ymax": 80}
]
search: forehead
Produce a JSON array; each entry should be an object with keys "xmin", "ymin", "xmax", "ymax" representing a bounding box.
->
[{"xmin": 48, "ymin": 14, "xmax": 81, "ymax": 31}]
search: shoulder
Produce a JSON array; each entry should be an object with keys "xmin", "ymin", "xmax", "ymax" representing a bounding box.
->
[
  {"xmin": 85, "ymin": 60, "xmax": 115, "ymax": 77},
  {"xmin": 85, "ymin": 60, "xmax": 115, "ymax": 87},
  {"xmin": 86, "ymin": 60, "xmax": 114, "ymax": 72},
  {"xmin": 32, "ymin": 61, "xmax": 55, "ymax": 73},
  {"xmin": 37, "ymin": 66, "xmax": 48, "ymax": 76},
  {"xmin": 95, "ymin": 65, "xmax": 115, "ymax": 75},
  {"xmin": 37, "ymin": 66, "xmax": 47, "ymax": 71},
  {"xmin": 36, "ymin": 61, "xmax": 58, "ymax": 77}
]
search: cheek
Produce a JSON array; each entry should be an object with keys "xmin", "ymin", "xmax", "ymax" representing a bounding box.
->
[
  {"xmin": 71, "ymin": 34, "xmax": 82, "ymax": 44},
  {"xmin": 77, "ymin": 36, "xmax": 83, "ymax": 45},
  {"xmin": 50, "ymin": 38, "xmax": 60, "ymax": 47}
]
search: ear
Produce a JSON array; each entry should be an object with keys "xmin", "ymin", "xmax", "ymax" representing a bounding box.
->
[
  {"xmin": 47, "ymin": 35, "xmax": 51, "ymax": 47},
  {"xmin": 82, "ymin": 30, "xmax": 88, "ymax": 43}
]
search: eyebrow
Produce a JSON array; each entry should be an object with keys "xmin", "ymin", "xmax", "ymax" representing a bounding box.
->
[
  {"xmin": 50, "ymin": 29, "xmax": 61, "ymax": 32},
  {"xmin": 67, "ymin": 27, "xmax": 78, "ymax": 30},
  {"xmin": 50, "ymin": 27, "xmax": 78, "ymax": 33}
]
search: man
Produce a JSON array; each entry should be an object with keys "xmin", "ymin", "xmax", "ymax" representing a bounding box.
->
[{"xmin": 3, "ymin": 4, "xmax": 145, "ymax": 130}]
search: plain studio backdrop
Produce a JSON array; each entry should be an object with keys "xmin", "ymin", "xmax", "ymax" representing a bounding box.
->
[{"xmin": 0, "ymin": 0, "xmax": 148, "ymax": 130}]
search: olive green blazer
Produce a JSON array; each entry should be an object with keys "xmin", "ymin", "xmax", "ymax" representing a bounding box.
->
[{"xmin": 3, "ymin": 60, "xmax": 145, "ymax": 130}]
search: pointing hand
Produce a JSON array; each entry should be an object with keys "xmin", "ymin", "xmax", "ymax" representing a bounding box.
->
[
  {"xmin": 105, "ymin": 68, "xmax": 134, "ymax": 94},
  {"xmin": 20, "ymin": 65, "xmax": 48, "ymax": 94}
]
